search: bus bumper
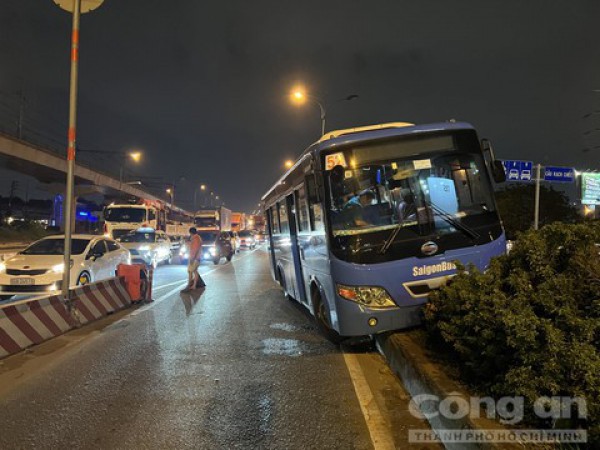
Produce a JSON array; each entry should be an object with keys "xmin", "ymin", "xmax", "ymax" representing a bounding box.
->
[{"xmin": 333, "ymin": 297, "xmax": 424, "ymax": 337}]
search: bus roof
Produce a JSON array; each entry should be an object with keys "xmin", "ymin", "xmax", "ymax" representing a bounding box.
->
[
  {"xmin": 261, "ymin": 121, "xmax": 476, "ymax": 202},
  {"xmin": 317, "ymin": 122, "xmax": 415, "ymax": 142}
]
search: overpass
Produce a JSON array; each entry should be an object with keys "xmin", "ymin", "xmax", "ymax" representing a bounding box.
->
[{"xmin": 0, "ymin": 131, "xmax": 163, "ymax": 201}]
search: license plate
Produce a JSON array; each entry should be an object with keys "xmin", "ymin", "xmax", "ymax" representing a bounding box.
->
[{"xmin": 10, "ymin": 278, "xmax": 35, "ymax": 286}]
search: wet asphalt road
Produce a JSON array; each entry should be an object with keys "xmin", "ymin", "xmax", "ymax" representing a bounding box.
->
[{"xmin": 0, "ymin": 248, "xmax": 435, "ymax": 449}]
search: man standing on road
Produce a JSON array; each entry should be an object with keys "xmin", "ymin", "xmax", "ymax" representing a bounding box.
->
[{"xmin": 182, "ymin": 227, "xmax": 206, "ymax": 292}]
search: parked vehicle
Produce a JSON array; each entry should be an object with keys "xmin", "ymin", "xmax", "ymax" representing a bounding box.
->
[
  {"xmin": 179, "ymin": 230, "xmax": 234, "ymax": 265},
  {"xmin": 0, "ymin": 235, "xmax": 130, "ymax": 299},
  {"xmin": 117, "ymin": 228, "xmax": 172, "ymax": 268}
]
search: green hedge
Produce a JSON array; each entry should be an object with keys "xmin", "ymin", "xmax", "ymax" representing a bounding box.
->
[{"xmin": 424, "ymin": 222, "xmax": 600, "ymax": 445}]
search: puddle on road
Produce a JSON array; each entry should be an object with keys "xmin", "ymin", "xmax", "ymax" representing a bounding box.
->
[
  {"xmin": 269, "ymin": 322, "xmax": 299, "ymax": 332},
  {"xmin": 261, "ymin": 338, "xmax": 305, "ymax": 357}
]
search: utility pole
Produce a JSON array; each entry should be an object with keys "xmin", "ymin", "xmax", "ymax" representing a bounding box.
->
[
  {"xmin": 8, "ymin": 180, "xmax": 19, "ymax": 210},
  {"xmin": 52, "ymin": 0, "xmax": 105, "ymax": 303},
  {"xmin": 533, "ymin": 163, "xmax": 542, "ymax": 230}
]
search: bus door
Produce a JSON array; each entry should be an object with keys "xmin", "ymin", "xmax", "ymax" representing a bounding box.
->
[{"xmin": 286, "ymin": 193, "xmax": 308, "ymax": 304}]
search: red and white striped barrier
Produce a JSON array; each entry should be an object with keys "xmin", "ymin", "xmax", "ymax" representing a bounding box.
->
[
  {"xmin": 0, "ymin": 295, "xmax": 75, "ymax": 359},
  {"xmin": 0, "ymin": 277, "xmax": 133, "ymax": 359},
  {"xmin": 71, "ymin": 278, "xmax": 133, "ymax": 325}
]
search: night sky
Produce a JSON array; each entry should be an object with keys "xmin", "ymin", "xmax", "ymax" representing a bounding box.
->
[{"xmin": 1, "ymin": 1, "xmax": 600, "ymax": 212}]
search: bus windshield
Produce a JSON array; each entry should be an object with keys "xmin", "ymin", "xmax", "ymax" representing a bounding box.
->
[
  {"xmin": 324, "ymin": 130, "xmax": 502, "ymax": 263},
  {"xmin": 105, "ymin": 207, "xmax": 146, "ymax": 223}
]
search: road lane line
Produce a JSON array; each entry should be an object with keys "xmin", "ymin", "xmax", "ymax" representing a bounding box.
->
[
  {"xmin": 112, "ymin": 249, "xmax": 260, "ymax": 319},
  {"xmin": 152, "ymin": 278, "xmax": 187, "ymax": 291},
  {"xmin": 343, "ymin": 352, "xmax": 396, "ymax": 450}
]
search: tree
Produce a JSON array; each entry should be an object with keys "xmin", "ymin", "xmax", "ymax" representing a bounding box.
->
[{"xmin": 495, "ymin": 185, "xmax": 579, "ymax": 239}]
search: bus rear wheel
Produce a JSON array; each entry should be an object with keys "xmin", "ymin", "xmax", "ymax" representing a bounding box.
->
[{"xmin": 312, "ymin": 287, "xmax": 343, "ymax": 345}]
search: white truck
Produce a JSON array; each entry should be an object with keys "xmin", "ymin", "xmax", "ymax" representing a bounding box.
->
[
  {"xmin": 103, "ymin": 200, "xmax": 166, "ymax": 240},
  {"xmin": 194, "ymin": 207, "xmax": 232, "ymax": 232}
]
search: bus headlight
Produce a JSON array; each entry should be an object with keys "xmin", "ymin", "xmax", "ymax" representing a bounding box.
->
[{"xmin": 337, "ymin": 284, "xmax": 396, "ymax": 308}]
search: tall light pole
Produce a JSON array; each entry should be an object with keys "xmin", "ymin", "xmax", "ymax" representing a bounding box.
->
[
  {"xmin": 290, "ymin": 87, "xmax": 327, "ymax": 136},
  {"xmin": 290, "ymin": 86, "xmax": 359, "ymax": 136},
  {"xmin": 194, "ymin": 184, "xmax": 207, "ymax": 210},
  {"xmin": 53, "ymin": 0, "xmax": 104, "ymax": 303},
  {"xmin": 119, "ymin": 151, "xmax": 142, "ymax": 185}
]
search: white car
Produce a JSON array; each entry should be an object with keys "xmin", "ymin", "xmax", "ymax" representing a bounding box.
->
[
  {"xmin": 117, "ymin": 228, "xmax": 172, "ymax": 268},
  {"xmin": 237, "ymin": 230, "xmax": 257, "ymax": 249},
  {"xmin": 0, "ymin": 234, "xmax": 130, "ymax": 300}
]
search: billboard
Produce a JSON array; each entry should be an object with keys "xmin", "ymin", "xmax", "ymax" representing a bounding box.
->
[{"xmin": 581, "ymin": 172, "xmax": 600, "ymax": 205}]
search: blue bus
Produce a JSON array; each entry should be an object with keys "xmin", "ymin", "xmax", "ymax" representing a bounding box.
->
[{"xmin": 262, "ymin": 122, "xmax": 506, "ymax": 343}]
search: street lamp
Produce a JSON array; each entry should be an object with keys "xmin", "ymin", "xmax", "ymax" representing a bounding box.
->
[
  {"xmin": 290, "ymin": 86, "xmax": 327, "ymax": 136},
  {"xmin": 284, "ymin": 160, "xmax": 294, "ymax": 169},
  {"xmin": 289, "ymin": 86, "xmax": 359, "ymax": 136},
  {"xmin": 194, "ymin": 184, "xmax": 207, "ymax": 210},
  {"xmin": 78, "ymin": 148, "xmax": 143, "ymax": 184},
  {"xmin": 52, "ymin": 0, "xmax": 105, "ymax": 303},
  {"xmin": 166, "ymin": 187, "xmax": 174, "ymax": 204},
  {"xmin": 120, "ymin": 151, "xmax": 142, "ymax": 184}
]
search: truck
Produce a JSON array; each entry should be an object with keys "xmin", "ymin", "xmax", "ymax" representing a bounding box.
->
[
  {"xmin": 103, "ymin": 200, "xmax": 167, "ymax": 240},
  {"xmin": 231, "ymin": 212, "xmax": 246, "ymax": 232},
  {"xmin": 104, "ymin": 199, "xmax": 193, "ymax": 240},
  {"xmin": 194, "ymin": 206, "xmax": 232, "ymax": 231}
]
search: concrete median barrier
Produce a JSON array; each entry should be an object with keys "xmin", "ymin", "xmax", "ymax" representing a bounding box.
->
[{"xmin": 0, "ymin": 277, "xmax": 133, "ymax": 359}]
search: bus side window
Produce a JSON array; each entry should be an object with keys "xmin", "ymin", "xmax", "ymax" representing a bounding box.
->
[
  {"xmin": 270, "ymin": 207, "xmax": 280, "ymax": 235},
  {"xmin": 306, "ymin": 176, "xmax": 324, "ymax": 232},
  {"xmin": 148, "ymin": 209, "xmax": 156, "ymax": 221},
  {"xmin": 296, "ymin": 186, "xmax": 309, "ymax": 232},
  {"xmin": 278, "ymin": 202, "xmax": 290, "ymax": 234},
  {"xmin": 310, "ymin": 203, "xmax": 324, "ymax": 232}
]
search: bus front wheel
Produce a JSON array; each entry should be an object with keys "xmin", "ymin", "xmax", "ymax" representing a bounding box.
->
[{"xmin": 312, "ymin": 287, "xmax": 343, "ymax": 345}]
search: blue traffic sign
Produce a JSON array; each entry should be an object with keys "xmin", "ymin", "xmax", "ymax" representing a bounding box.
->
[
  {"xmin": 544, "ymin": 166, "xmax": 575, "ymax": 183},
  {"xmin": 502, "ymin": 160, "xmax": 533, "ymax": 182}
]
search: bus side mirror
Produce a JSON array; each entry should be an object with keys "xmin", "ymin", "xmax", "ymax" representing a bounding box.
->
[
  {"xmin": 491, "ymin": 160, "xmax": 506, "ymax": 183},
  {"xmin": 481, "ymin": 138, "xmax": 506, "ymax": 183}
]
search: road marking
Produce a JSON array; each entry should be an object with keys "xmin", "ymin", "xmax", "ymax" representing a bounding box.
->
[
  {"xmin": 152, "ymin": 278, "xmax": 187, "ymax": 291},
  {"xmin": 343, "ymin": 352, "xmax": 396, "ymax": 450},
  {"xmin": 105, "ymin": 249, "xmax": 261, "ymax": 320}
]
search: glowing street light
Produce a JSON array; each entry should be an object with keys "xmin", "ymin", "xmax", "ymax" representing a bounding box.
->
[
  {"xmin": 284, "ymin": 160, "xmax": 294, "ymax": 169},
  {"xmin": 129, "ymin": 151, "xmax": 142, "ymax": 162},
  {"xmin": 289, "ymin": 86, "xmax": 326, "ymax": 135}
]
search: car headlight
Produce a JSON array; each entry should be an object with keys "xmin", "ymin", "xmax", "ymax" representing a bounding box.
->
[
  {"xmin": 180, "ymin": 247, "xmax": 188, "ymax": 256},
  {"xmin": 0, "ymin": 263, "xmax": 5, "ymax": 273},
  {"xmin": 51, "ymin": 260, "xmax": 74, "ymax": 274},
  {"xmin": 337, "ymin": 284, "xmax": 397, "ymax": 308},
  {"xmin": 208, "ymin": 246, "xmax": 217, "ymax": 256}
]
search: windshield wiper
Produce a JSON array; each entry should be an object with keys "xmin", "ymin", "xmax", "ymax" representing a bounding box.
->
[
  {"xmin": 426, "ymin": 201, "xmax": 480, "ymax": 241},
  {"xmin": 379, "ymin": 223, "xmax": 404, "ymax": 254}
]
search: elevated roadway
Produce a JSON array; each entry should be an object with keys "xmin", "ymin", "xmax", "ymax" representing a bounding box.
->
[{"xmin": 0, "ymin": 131, "xmax": 162, "ymax": 201}]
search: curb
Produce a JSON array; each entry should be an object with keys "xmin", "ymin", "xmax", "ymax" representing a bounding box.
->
[{"xmin": 376, "ymin": 331, "xmax": 525, "ymax": 450}]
